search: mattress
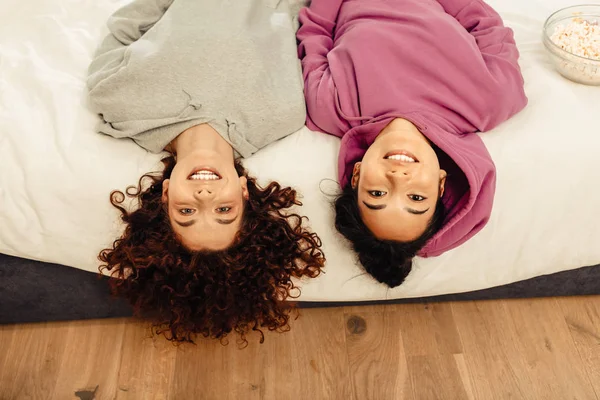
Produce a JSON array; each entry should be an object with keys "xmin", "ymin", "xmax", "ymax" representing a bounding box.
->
[
  {"xmin": 3, "ymin": 253, "xmax": 600, "ymax": 324},
  {"xmin": 1, "ymin": 0, "xmax": 599, "ymax": 303}
]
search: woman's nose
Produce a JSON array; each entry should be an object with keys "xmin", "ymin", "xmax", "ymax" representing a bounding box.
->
[
  {"xmin": 194, "ymin": 189, "xmax": 213, "ymax": 200},
  {"xmin": 387, "ymin": 170, "xmax": 410, "ymax": 178}
]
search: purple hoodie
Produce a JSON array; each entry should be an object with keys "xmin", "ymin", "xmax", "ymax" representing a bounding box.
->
[{"xmin": 297, "ymin": 0, "xmax": 527, "ymax": 257}]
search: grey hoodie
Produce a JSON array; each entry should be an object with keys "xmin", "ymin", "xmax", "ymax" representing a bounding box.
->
[{"xmin": 87, "ymin": 0, "xmax": 305, "ymax": 157}]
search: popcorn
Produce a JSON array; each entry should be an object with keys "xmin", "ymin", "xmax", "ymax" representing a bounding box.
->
[
  {"xmin": 547, "ymin": 17, "xmax": 600, "ymax": 85},
  {"xmin": 551, "ymin": 18, "xmax": 600, "ymax": 60}
]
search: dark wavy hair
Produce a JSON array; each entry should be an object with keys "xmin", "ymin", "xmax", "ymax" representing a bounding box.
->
[
  {"xmin": 99, "ymin": 156, "xmax": 325, "ymax": 344},
  {"xmin": 334, "ymin": 184, "xmax": 445, "ymax": 288}
]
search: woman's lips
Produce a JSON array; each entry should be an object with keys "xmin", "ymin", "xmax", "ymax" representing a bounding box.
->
[
  {"xmin": 384, "ymin": 150, "xmax": 419, "ymax": 163},
  {"xmin": 188, "ymin": 166, "xmax": 221, "ymax": 180}
]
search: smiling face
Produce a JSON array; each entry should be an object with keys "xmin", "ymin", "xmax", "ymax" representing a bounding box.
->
[
  {"xmin": 162, "ymin": 150, "xmax": 249, "ymax": 251},
  {"xmin": 353, "ymin": 118, "xmax": 447, "ymax": 242}
]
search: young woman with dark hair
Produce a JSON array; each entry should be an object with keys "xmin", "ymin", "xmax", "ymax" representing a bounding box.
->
[
  {"xmin": 297, "ymin": 0, "xmax": 527, "ymax": 287},
  {"xmin": 88, "ymin": 0, "xmax": 325, "ymax": 343}
]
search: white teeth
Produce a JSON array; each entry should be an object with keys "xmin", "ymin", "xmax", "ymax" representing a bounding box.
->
[
  {"xmin": 387, "ymin": 154, "xmax": 416, "ymax": 162},
  {"xmin": 190, "ymin": 170, "xmax": 220, "ymax": 180}
]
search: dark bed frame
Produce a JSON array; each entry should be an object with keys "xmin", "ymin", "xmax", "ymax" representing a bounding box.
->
[{"xmin": 1, "ymin": 253, "xmax": 599, "ymax": 324}]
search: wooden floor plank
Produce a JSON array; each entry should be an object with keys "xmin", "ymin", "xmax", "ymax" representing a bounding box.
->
[
  {"xmin": 393, "ymin": 302, "xmax": 463, "ymax": 357},
  {"xmin": 343, "ymin": 308, "xmax": 413, "ymax": 400},
  {"xmin": 341, "ymin": 303, "xmax": 399, "ymax": 315},
  {"xmin": 169, "ymin": 307, "xmax": 353, "ymax": 400},
  {"xmin": 391, "ymin": 303, "xmax": 469, "ymax": 399},
  {"xmin": 2, "ymin": 297, "xmax": 600, "ymax": 399},
  {"xmin": 453, "ymin": 298, "xmax": 599, "ymax": 400},
  {"xmin": 407, "ymin": 354, "xmax": 470, "ymax": 400},
  {"xmin": 170, "ymin": 329, "xmax": 266, "ymax": 400},
  {"xmin": 115, "ymin": 321, "xmax": 178, "ymax": 400},
  {"xmin": 505, "ymin": 298, "xmax": 598, "ymax": 400},
  {"xmin": 258, "ymin": 325, "xmax": 298, "ymax": 400},
  {"xmin": 0, "ymin": 324, "xmax": 17, "ymax": 399},
  {"xmin": 451, "ymin": 300, "xmax": 533, "ymax": 400},
  {"xmin": 453, "ymin": 353, "xmax": 476, "ymax": 400},
  {"xmin": 557, "ymin": 296, "xmax": 600, "ymax": 400},
  {"xmin": 0, "ymin": 322, "xmax": 69, "ymax": 400},
  {"xmin": 50, "ymin": 318, "xmax": 126, "ymax": 400},
  {"xmin": 287, "ymin": 308, "xmax": 353, "ymax": 400}
]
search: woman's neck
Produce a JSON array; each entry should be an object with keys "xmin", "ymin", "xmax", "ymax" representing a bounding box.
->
[{"xmin": 170, "ymin": 123, "xmax": 234, "ymax": 162}]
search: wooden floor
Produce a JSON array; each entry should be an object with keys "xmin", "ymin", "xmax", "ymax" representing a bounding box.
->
[{"xmin": 1, "ymin": 296, "xmax": 600, "ymax": 400}]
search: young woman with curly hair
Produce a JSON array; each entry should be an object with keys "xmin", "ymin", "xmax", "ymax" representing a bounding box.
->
[
  {"xmin": 87, "ymin": 0, "xmax": 325, "ymax": 343},
  {"xmin": 297, "ymin": 0, "xmax": 528, "ymax": 287}
]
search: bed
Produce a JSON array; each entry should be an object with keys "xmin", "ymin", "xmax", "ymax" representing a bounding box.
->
[{"xmin": 1, "ymin": 0, "xmax": 599, "ymax": 323}]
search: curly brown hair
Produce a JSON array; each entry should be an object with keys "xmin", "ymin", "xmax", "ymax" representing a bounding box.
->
[{"xmin": 99, "ymin": 156, "xmax": 325, "ymax": 344}]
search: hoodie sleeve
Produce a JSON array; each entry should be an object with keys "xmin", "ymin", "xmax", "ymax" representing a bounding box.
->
[
  {"xmin": 436, "ymin": 0, "xmax": 527, "ymax": 132},
  {"xmin": 297, "ymin": 0, "xmax": 350, "ymax": 137},
  {"xmin": 87, "ymin": 0, "xmax": 174, "ymax": 92}
]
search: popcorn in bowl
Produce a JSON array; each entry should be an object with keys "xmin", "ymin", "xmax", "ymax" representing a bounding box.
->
[
  {"xmin": 543, "ymin": 5, "xmax": 600, "ymax": 85},
  {"xmin": 551, "ymin": 18, "xmax": 600, "ymax": 60}
]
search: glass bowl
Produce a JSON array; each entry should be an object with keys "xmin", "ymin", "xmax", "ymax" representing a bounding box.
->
[{"xmin": 543, "ymin": 4, "xmax": 600, "ymax": 85}]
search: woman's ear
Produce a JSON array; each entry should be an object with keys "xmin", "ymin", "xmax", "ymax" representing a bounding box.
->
[
  {"xmin": 439, "ymin": 170, "xmax": 447, "ymax": 198},
  {"xmin": 351, "ymin": 162, "xmax": 361, "ymax": 189},
  {"xmin": 240, "ymin": 176, "xmax": 249, "ymax": 200},
  {"xmin": 162, "ymin": 179, "xmax": 170, "ymax": 203}
]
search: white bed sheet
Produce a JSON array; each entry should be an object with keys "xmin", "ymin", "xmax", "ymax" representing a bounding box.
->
[{"xmin": 1, "ymin": 0, "xmax": 599, "ymax": 302}]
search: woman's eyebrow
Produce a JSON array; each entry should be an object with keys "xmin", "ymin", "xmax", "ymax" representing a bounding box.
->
[
  {"xmin": 363, "ymin": 202, "xmax": 386, "ymax": 210},
  {"xmin": 406, "ymin": 208, "xmax": 430, "ymax": 215},
  {"xmin": 175, "ymin": 219, "xmax": 196, "ymax": 227},
  {"xmin": 217, "ymin": 216, "xmax": 238, "ymax": 225}
]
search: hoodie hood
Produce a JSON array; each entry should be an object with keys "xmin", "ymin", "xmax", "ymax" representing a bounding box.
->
[{"xmin": 339, "ymin": 115, "xmax": 496, "ymax": 257}]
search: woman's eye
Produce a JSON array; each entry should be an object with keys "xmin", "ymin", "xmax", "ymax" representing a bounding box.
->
[
  {"xmin": 179, "ymin": 208, "xmax": 195, "ymax": 215},
  {"xmin": 216, "ymin": 207, "xmax": 232, "ymax": 213},
  {"xmin": 368, "ymin": 190, "xmax": 387, "ymax": 198},
  {"xmin": 409, "ymin": 195, "xmax": 426, "ymax": 202}
]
